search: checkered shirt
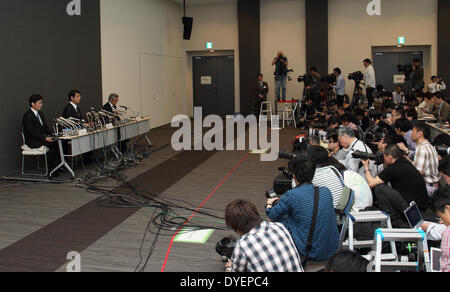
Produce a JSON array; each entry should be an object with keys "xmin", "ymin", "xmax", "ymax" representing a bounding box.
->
[
  {"xmin": 414, "ymin": 141, "xmax": 440, "ymax": 184},
  {"xmin": 231, "ymin": 221, "xmax": 304, "ymax": 272},
  {"xmin": 441, "ymin": 226, "xmax": 450, "ymax": 272}
]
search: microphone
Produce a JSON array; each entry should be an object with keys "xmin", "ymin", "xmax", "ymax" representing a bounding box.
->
[{"xmin": 119, "ymin": 105, "xmax": 128, "ymax": 110}]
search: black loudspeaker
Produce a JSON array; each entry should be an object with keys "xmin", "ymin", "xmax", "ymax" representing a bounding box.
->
[{"xmin": 182, "ymin": 17, "xmax": 193, "ymax": 40}]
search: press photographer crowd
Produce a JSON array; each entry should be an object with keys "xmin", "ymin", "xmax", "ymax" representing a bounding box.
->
[{"xmin": 223, "ymin": 56, "xmax": 450, "ymax": 272}]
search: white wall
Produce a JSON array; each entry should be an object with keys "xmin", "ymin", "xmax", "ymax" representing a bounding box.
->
[
  {"xmin": 260, "ymin": 0, "xmax": 306, "ymax": 103},
  {"xmin": 329, "ymin": 0, "xmax": 438, "ymax": 95},
  {"xmin": 181, "ymin": 1, "xmax": 240, "ymax": 115},
  {"xmin": 101, "ymin": 0, "xmax": 183, "ymax": 128}
]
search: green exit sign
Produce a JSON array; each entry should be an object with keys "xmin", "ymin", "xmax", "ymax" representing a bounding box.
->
[
  {"xmin": 206, "ymin": 42, "xmax": 213, "ymax": 49},
  {"xmin": 398, "ymin": 36, "xmax": 405, "ymax": 45}
]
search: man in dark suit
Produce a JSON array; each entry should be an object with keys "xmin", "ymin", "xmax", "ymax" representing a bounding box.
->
[
  {"xmin": 102, "ymin": 93, "xmax": 119, "ymax": 113},
  {"xmin": 253, "ymin": 74, "xmax": 269, "ymax": 116},
  {"xmin": 22, "ymin": 94, "xmax": 60, "ymax": 171},
  {"xmin": 63, "ymin": 89, "xmax": 85, "ymax": 121},
  {"xmin": 103, "ymin": 93, "xmax": 129, "ymax": 153}
]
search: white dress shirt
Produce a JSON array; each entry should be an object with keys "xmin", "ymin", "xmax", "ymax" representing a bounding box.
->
[
  {"xmin": 333, "ymin": 74, "xmax": 346, "ymax": 96},
  {"xmin": 428, "ymin": 81, "xmax": 446, "ymax": 94},
  {"xmin": 364, "ymin": 65, "xmax": 376, "ymax": 88}
]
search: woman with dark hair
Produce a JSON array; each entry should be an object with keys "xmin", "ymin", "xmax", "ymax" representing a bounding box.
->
[{"xmin": 266, "ymin": 156, "xmax": 339, "ymax": 262}]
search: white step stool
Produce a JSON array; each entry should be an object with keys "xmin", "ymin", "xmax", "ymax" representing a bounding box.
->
[
  {"xmin": 259, "ymin": 101, "xmax": 273, "ymax": 127},
  {"xmin": 366, "ymin": 228, "xmax": 430, "ymax": 272},
  {"xmin": 282, "ymin": 102, "xmax": 297, "ymax": 128},
  {"xmin": 340, "ymin": 210, "xmax": 397, "ymax": 260}
]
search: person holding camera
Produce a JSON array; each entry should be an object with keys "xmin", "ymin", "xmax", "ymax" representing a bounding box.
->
[
  {"xmin": 362, "ymin": 144, "xmax": 429, "ymax": 225},
  {"xmin": 337, "ymin": 126, "xmax": 377, "ymax": 179},
  {"xmin": 272, "ymin": 51, "xmax": 289, "ymax": 101},
  {"xmin": 428, "ymin": 76, "xmax": 447, "ymax": 94},
  {"xmin": 224, "ymin": 199, "xmax": 303, "ymax": 272},
  {"xmin": 266, "ymin": 156, "xmax": 339, "ymax": 263},
  {"xmin": 330, "ymin": 67, "xmax": 345, "ymax": 107},
  {"xmin": 306, "ymin": 67, "xmax": 322, "ymax": 107},
  {"xmin": 363, "ymin": 58, "xmax": 376, "ymax": 107},
  {"xmin": 411, "ymin": 58, "xmax": 425, "ymax": 92}
]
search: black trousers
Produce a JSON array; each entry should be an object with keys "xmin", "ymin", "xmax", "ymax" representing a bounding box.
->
[
  {"xmin": 374, "ymin": 184, "xmax": 409, "ymax": 223},
  {"xmin": 311, "ymin": 93, "xmax": 320, "ymax": 107},
  {"xmin": 43, "ymin": 141, "xmax": 61, "ymax": 170},
  {"xmin": 253, "ymin": 97, "xmax": 267, "ymax": 117},
  {"xmin": 337, "ymin": 95, "xmax": 345, "ymax": 107},
  {"xmin": 366, "ymin": 88, "xmax": 375, "ymax": 107}
]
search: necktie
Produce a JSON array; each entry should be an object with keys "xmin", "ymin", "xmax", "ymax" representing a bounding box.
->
[{"xmin": 36, "ymin": 112, "xmax": 43, "ymax": 126}]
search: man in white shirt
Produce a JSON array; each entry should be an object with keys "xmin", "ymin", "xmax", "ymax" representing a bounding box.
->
[
  {"xmin": 337, "ymin": 126, "xmax": 378, "ymax": 180},
  {"xmin": 363, "ymin": 58, "xmax": 376, "ymax": 107},
  {"xmin": 392, "ymin": 86, "xmax": 406, "ymax": 105},
  {"xmin": 428, "ymin": 76, "xmax": 447, "ymax": 94}
]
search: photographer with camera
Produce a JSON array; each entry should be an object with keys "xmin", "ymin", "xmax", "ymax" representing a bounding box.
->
[
  {"xmin": 266, "ymin": 156, "xmax": 339, "ymax": 263},
  {"xmin": 362, "ymin": 144, "xmax": 429, "ymax": 225},
  {"xmin": 330, "ymin": 67, "xmax": 345, "ymax": 107},
  {"xmin": 428, "ymin": 76, "xmax": 447, "ymax": 94},
  {"xmin": 337, "ymin": 126, "xmax": 377, "ymax": 179},
  {"xmin": 363, "ymin": 58, "xmax": 376, "ymax": 107},
  {"xmin": 224, "ymin": 199, "xmax": 303, "ymax": 272},
  {"xmin": 395, "ymin": 118, "xmax": 416, "ymax": 158},
  {"xmin": 272, "ymin": 50, "xmax": 289, "ymax": 101},
  {"xmin": 305, "ymin": 67, "xmax": 322, "ymax": 107},
  {"xmin": 411, "ymin": 58, "xmax": 425, "ymax": 92}
]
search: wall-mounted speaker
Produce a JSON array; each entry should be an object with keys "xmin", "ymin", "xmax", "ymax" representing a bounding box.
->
[{"xmin": 182, "ymin": 17, "xmax": 193, "ymax": 40}]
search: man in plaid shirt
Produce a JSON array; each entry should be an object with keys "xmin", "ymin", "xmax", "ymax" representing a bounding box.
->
[
  {"xmin": 411, "ymin": 122, "xmax": 440, "ymax": 196},
  {"xmin": 430, "ymin": 186, "xmax": 450, "ymax": 272},
  {"xmin": 224, "ymin": 200, "xmax": 303, "ymax": 272}
]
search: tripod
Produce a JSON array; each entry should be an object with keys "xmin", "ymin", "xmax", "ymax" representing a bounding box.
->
[
  {"xmin": 326, "ymin": 87, "xmax": 336, "ymax": 104},
  {"xmin": 351, "ymin": 81, "xmax": 363, "ymax": 107}
]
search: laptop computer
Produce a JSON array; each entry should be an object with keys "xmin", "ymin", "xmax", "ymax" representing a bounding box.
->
[{"xmin": 404, "ymin": 201, "xmax": 424, "ymax": 229}]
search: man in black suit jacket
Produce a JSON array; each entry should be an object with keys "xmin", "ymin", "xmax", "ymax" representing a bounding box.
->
[
  {"xmin": 103, "ymin": 93, "xmax": 129, "ymax": 153},
  {"xmin": 253, "ymin": 74, "xmax": 269, "ymax": 116},
  {"xmin": 22, "ymin": 94, "xmax": 60, "ymax": 170},
  {"xmin": 63, "ymin": 89, "xmax": 85, "ymax": 121},
  {"xmin": 103, "ymin": 93, "xmax": 119, "ymax": 113}
]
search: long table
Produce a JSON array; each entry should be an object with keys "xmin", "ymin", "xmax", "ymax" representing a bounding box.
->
[{"xmin": 49, "ymin": 117, "xmax": 151, "ymax": 178}]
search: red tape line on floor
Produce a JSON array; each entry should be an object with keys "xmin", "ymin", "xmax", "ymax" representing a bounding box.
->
[{"xmin": 160, "ymin": 152, "xmax": 249, "ymax": 272}]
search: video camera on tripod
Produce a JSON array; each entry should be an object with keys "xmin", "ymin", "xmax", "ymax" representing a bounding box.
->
[
  {"xmin": 398, "ymin": 64, "xmax": 413, "ymax": 80},
  {"xmin": 348, "ymin": 71, "xmax": 364, "ymax": 83},
  {"xmin": 298, "ymin": 74, "xmax": 313, "ymax": 86},
  {"xmin": 322, "ymin": 74, "xmax": 337, "ymax": 85}
]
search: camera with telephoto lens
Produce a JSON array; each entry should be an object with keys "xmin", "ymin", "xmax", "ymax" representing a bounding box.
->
[
  {"xmin": 348, "ymin": 71, "xmax": 364, "ymax": 82},
  {"xmin": 265, "ymin": 189, "xmax": 280, "ymax": 207},
  {"xmin": 436, "ymin": 146, "xmax": 450, "ymax": 157},
  {"xmin": 298, "ymin": 74, "xmax": 313, "ymax": 86},
  {"xmin": 352, "ymin": 150, "xmax": 384, "ymax": 166},
  {"xmin": 278, "ymin": 150, "xmax": 297, "ymax": 160},
  {"xmin": 216, "ymin": 236, "xmax": 236, "ymax": 262},
  {"xmin": 322, "ymin": 74, "xmax": 336, "ymax": 84},
  {"xmin": 398, "ymin": 64, "xmax": 413, "ymax": 78}
]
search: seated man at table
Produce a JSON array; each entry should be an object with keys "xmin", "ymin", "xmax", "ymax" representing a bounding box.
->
[
  {"xmin": 103, "ymin": 93, "xmax": 119, "ymax": 113},
  {"xmin": 103, "ymin": 93, "xmax": 129, "ymax": 153},
  {"xmin": 63, "ymin": 89, "xmax": 86, "ymax": 122},
  {"xmin": 431, "ymin": 92, "xmax": 450, "ymax": 122},
  {"xmin": 23, "ymin": 94, "xmax": 60, "ymax": 172}
]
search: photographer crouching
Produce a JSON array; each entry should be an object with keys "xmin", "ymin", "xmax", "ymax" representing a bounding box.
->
[{"xmin": 361, "ymin": 144, "xmax": 429, "ymax": 225}]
